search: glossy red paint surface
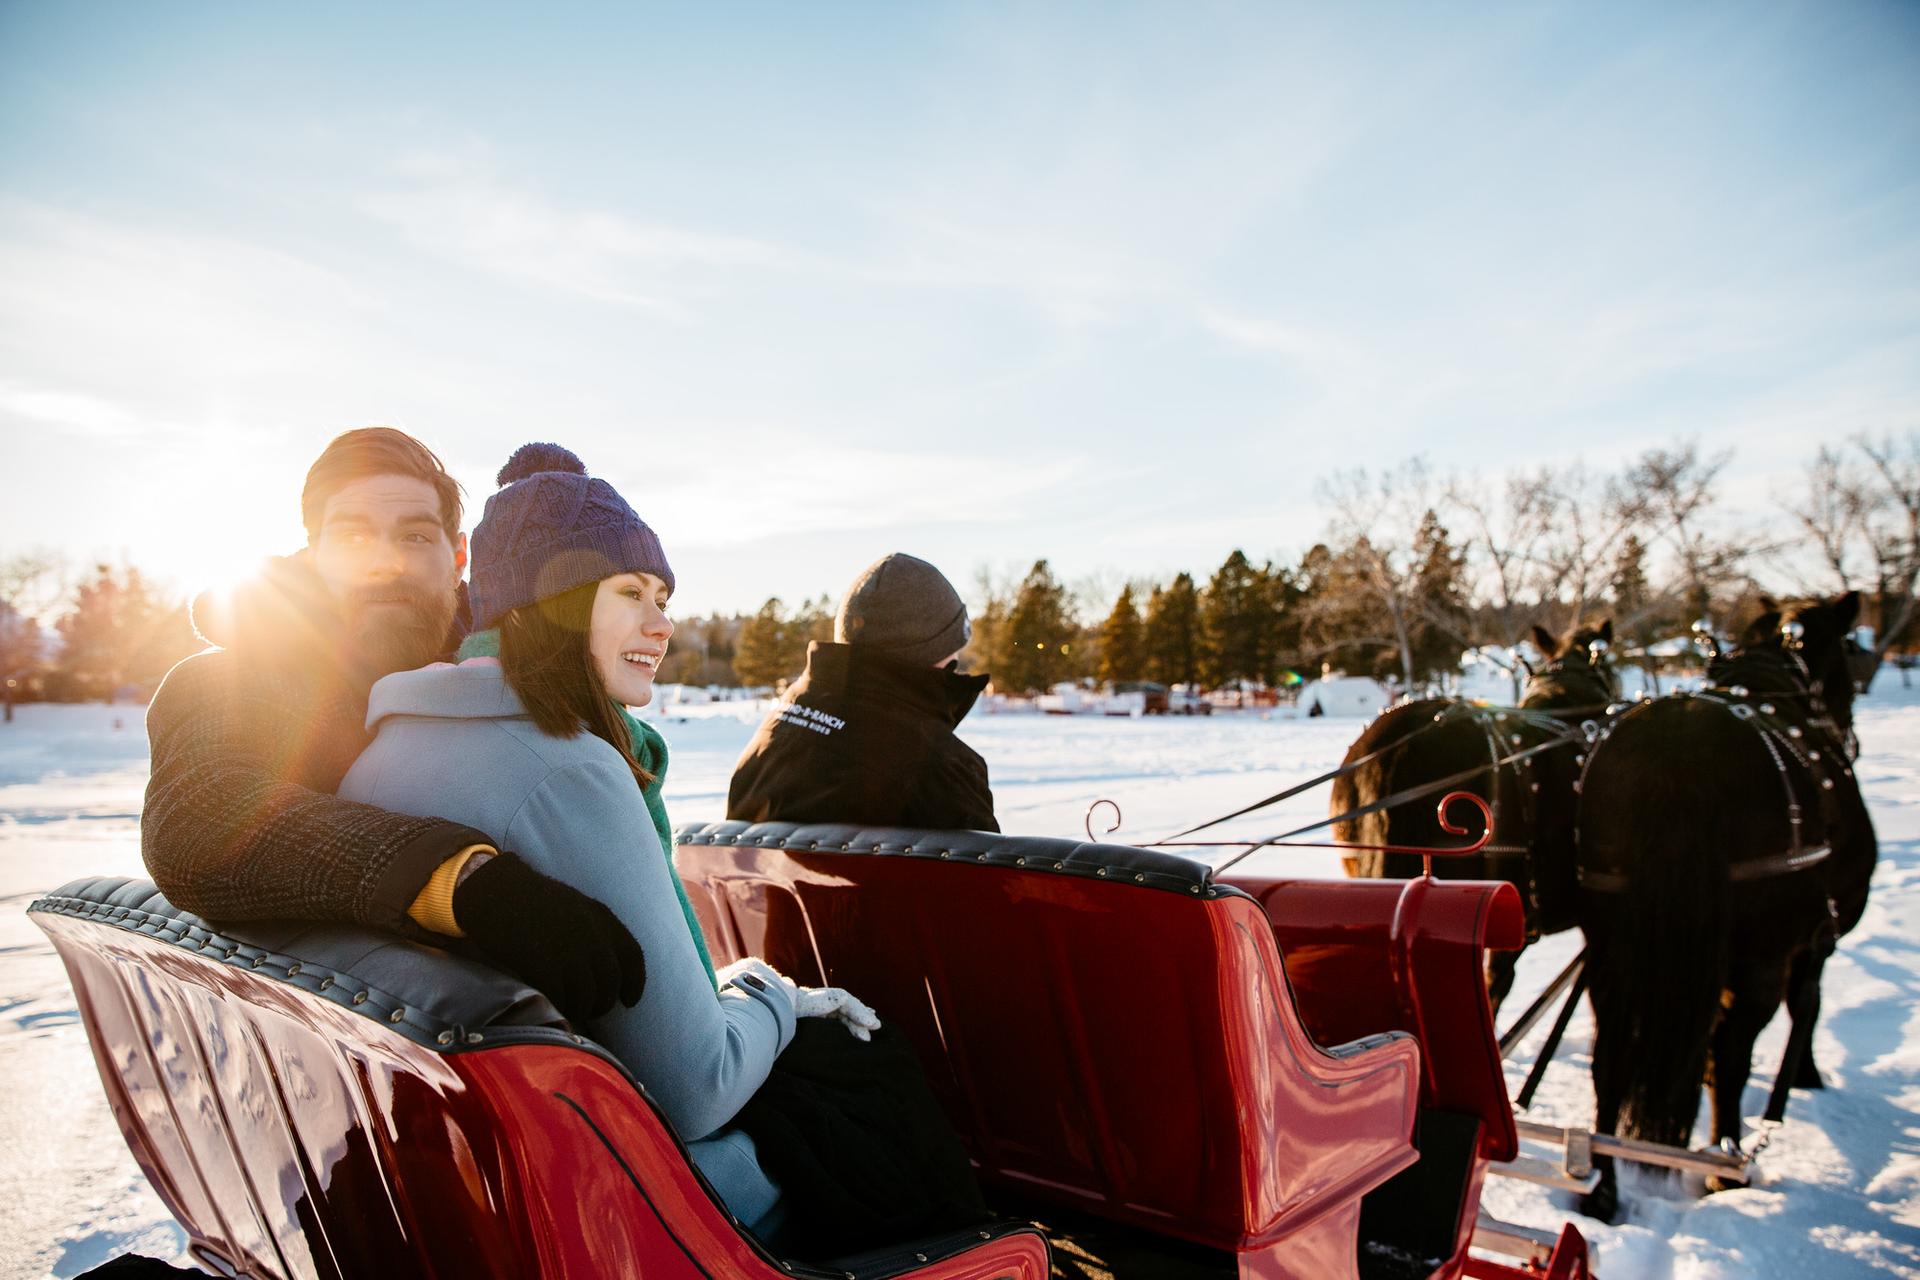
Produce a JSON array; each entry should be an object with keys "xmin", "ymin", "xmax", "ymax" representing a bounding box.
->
[
  {"xmin": 32, "ymin": 908, "xmax": 1049, "ymax": 1280},
  {"xmin": 1219, "ymin": 873, "xmax": 1525, "ymax": 1162},
  {"xmin": 1461, "ymin": 1225, "xmax": 1592, "ymax": 1280},
  {"xmin": 456, "ymin": 1046, "xmax": 1049, "ymax": 1280},
  {"xmin": 675, "ymin": 845, "xmax": 1422, "ymax": 1261}
]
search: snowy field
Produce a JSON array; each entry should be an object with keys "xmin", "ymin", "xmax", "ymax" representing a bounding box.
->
[{"xmin": 2, "ymin": 688, "xmax": 1918, "ymax": 1278}]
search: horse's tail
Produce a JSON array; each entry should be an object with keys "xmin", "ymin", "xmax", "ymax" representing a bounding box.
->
[
  {"xmin": 1332, "ymin": 746, "xmax": 1390, "ymax": 877},
  {"xmin": 1334, "ymin": 702, "xmax": 1433, "ymax": 878},
  {"xmin": 1582, "ymin": 702, "xmax": 1736, "ymax": 1148}
]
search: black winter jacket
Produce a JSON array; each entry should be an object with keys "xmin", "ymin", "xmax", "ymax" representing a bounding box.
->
[
  {"xmin": 142, "ymin": 555, "xmax": 485, "ymax": 928},
  {"xmin": 727, "ymin": 643, "xmax": 998, "ymax": 833}
]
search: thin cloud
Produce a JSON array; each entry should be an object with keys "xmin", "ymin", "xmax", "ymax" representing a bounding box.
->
[
  {"xmin": 355, "ymin": 156, "xmax": 814, "ymax": 316},
  {"xmin": 867, "ymin": 214, "xmax": 1176, "ymax": 327},
  {"xmin": 0, "ymin": 383, "xmax": 144, "ymax": 439},
  {"xmin": 1197, "ymin": 308, "xmax": 1374, "ymax": 373},
  {"xmin": 0, "ymin": 198, "xmax": 380, "ymax": 401},
  {"xmin": 634, "ymin": 442, "xmax": 1091, "ymax": 550}
]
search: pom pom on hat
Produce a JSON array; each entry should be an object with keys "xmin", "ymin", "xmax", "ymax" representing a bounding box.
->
[{"xmin": 497, "ymin": 442, "xmax": 586, "ymax": 487}]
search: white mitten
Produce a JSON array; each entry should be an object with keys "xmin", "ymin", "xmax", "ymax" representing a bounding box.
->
[
  {"xmin": 717, "ymin": 957, "xmax": 796, "ymax": 997},
  {"xmin": 791, "ymin": 986, "xmax": 883, "ymax": 1042}
]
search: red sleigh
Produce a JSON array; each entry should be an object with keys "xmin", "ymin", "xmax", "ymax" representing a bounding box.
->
[{"xmin": 30, "ymin": 822, "xmax": 1591, "ymax": 1279}]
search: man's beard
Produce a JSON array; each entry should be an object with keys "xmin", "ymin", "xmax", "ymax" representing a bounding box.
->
[{"xmin": 341, "ymin": 580, "xmax": 458, "ymax": 679}]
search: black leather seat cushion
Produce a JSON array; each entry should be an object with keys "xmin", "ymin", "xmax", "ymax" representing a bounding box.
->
[
  {"xmin": 31, "ymin": 876, "xmax": 564, "ymax": 1048},
  {"xmin": 677, "ymin": 821, "xmax": 1228, "ymax": 898}
]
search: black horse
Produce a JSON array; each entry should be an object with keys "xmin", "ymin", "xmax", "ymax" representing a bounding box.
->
[
  {"xmin": 1335, "ymin": 620, "xmax": 1620, "ymax": 1009},
  {"xmin": 1574, "ymin": 592, "xmax": 1875, "ymax": 1221}
]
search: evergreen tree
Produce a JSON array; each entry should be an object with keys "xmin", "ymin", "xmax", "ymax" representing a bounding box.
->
[
  {"xmin": 656, "ymin": 613, "xmax": 746, "ymax": 687},
  {"xmin": 732, "ymin": 598, "xmax": 792, "ymax": 688},
  {"xmin": 1144, "ymin": 572, "xmax": 1201, "ymax": 687},
  {"xmin": 2, "ymin": 554, "xmax": 59, "ymax": 719},
  {"xmin": 999, "ymin": 560, "xmax": 1074, "ymax": 694},
  {"xmin": 1611, "ymin": 533, "xmax": 1652, "ymax": 640},
  {"xmin": 1200, "ymin": 550, "xmax": 1271, "ymax": 687},
  {"xmin": 1263, "ymin": 561, "xmax": 1305, "ymax": 686},
  {"xmin": 1061, "ymin": 620, "xmax": 1095, "ymax": 681},
  {"xmin": 654, "ymin": 630, "xmax": 701, "ymax": 687},
  {"xmin": 1096, "ymin": 585, "xmax": 1143, "ymax": 684},
  {"xmin": 1409, "ymin": 510, "xmax": 1470, "ymax": 686},
  {"xmin": 1139, "ymin": 585, "xmax": 1166, "ymax": 680},
  {"xmin": 965, "ymin": 597, "xmax": 1010, "ymax": 684},
  {"xmin": 0, "ymin": 603, "xmax": 40, "ymax": 721},
  {"xmin": 704, "ymin": 615, "xmax": 741, "ymax": 681},
  {"xmin": 786, "ymin": 594, "xmax": 835, "ymax": 673},
  {"xmin": 50, "ymin": 564, "xmax": 194, "ymax": 702}
]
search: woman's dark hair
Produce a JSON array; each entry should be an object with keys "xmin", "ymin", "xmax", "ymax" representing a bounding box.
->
[{"xmin": 499, "ymin": 581, "xmax": 654, "ymax": 787}]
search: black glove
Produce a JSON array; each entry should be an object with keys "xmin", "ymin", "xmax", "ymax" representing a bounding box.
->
[{"xmin": 453, "ymin": 852, "xmax": 647, "ymax": 1022}]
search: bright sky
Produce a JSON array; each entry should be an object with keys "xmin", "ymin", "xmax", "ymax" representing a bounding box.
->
[{"xmin": 2, "ymin": 3, "xmax": 1916, "ymax": 615}]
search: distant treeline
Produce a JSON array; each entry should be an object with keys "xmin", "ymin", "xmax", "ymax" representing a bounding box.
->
[
  {"xmin": 0, "ymin": 560, "xmax": 197, "ymax": 715},
  {"xmin": 4, "ymin": 434, "xmax": 1915, "ymax": 711},
  {"xmin": 713, "ymin": 436, "xmax": 1920, "ymax": 696}
]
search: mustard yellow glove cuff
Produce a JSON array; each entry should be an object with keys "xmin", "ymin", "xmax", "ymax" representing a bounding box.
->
[{"xmin": 406, "ymin": 844, "xmax": 494, "ymax": 937}]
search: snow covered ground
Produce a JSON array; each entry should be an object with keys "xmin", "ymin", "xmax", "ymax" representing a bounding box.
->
[{"xmin": 3, "ymin": 684, "xmax": 1918, "ymax": 1277}]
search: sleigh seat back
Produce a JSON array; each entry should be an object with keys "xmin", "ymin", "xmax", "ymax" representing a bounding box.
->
[{"xmin": 674, "ymin": 822, "xmax": 1431, "ymax": 1274}]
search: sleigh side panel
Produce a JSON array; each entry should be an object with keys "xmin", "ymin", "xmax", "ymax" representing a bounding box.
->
[
  {"xmin": 675, "ymin": 822, "xmax": 1423, "ymax": 1261},
  {"xmin": 30, "ymin": 878, "xmax": 1050, "ymax": 1280}
]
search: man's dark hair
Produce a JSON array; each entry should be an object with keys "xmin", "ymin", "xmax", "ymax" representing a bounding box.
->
[
  {"xmin": 302, "ymin": 427, "xmax": 464, "ymax": 542},
  {"xmin": 499, "ymin": 582, "xmax": 655, "ymax": 787}
]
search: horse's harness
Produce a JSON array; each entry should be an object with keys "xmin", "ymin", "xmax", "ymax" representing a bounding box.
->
[
  {"xmin": 1575, "ymin": 638, "xmax": 1855, "ymax": 895},
  {"xmin": 1462, "ymin": 650, "xmax": 1619, "ymax": 918}
]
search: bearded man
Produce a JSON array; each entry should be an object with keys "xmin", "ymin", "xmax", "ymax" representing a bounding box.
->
[{"xmin": 141, "ymin": 427, "xmax": 645, "ymax": 1020}]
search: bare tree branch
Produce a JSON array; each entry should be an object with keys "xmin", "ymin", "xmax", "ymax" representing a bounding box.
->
[{"xmin": 1620, "ymin": 442, "xmax": 1745, "ymax": 621}]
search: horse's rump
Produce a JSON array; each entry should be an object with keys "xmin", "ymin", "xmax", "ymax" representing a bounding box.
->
[{"xmin": 1577, "ymin": 695, "xmax": 1831, "ymax": 1145}]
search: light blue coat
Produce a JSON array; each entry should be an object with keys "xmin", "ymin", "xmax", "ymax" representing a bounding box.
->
[{"xmin": 338, "ymin": 663, "xmax": 793, "ymax": 1222}]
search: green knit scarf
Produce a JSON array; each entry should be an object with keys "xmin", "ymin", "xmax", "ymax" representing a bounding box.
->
[{"xmin": 458, "ymin": 628, "xmax": 717, "ymax": 985}]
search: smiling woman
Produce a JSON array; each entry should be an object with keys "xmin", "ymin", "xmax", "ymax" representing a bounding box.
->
[
  {"xmin": 500, "ymin": 579, "xmax": 664, "ymax": 785},
  {"xmin": 591, "ymin": 571, "xmax": 675, "ymax": 709},
  {"xmin": 335, "ymin": 441, "xmax": 855, "ymax": 1231},
  {"xmin": 475, "ymin": 442, "xmax": 682, "ymax": 772}
]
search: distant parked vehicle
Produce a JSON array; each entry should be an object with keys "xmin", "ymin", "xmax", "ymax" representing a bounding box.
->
[
  {"xmin": 1167, "ymin": 686, "xmax": 1213, "ymax": 716},
  {"xmin": 1037, "ymin": 683, "xmax": 1149, "ymax": 716},
  {"xmin": 1115, "ymin": 680, "xmax": 1171, "ymax": 714}
]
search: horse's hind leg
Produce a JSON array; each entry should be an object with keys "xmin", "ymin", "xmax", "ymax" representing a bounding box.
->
[
  {"xmin": 1579, "ymin": 982, "xmax": 1625, "ymax": 1223},
  {"xmin": 1786, "ymin": 947, "xmax": 1827, "ymax": 1089},
  {"xmin": 1704, "ymin": 968, "xmax": 1782, "ymax": 1193},
  {"xmin": 1486, "ymin": 945, "xmax": 1519, "ymax": 1014},
  {"xmin": 1580, "ymin": 1075, "xmax": 1622, "ymax": 1222}
]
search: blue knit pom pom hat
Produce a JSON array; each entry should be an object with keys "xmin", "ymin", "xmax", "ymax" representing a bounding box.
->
[{"xmin": 467, "ymin": 443, "xmax": 674, "ymax": 631}]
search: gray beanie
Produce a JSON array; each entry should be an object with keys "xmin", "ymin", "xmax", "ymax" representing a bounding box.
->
[{"xmin": 835, "ymin": 553, "xmax": 971, "ymax": 667}]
